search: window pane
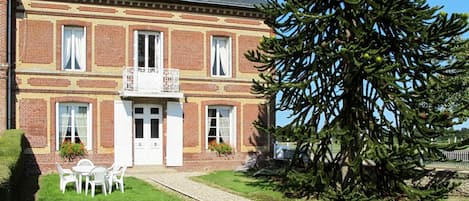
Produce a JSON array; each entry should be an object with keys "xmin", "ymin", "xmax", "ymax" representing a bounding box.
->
[
  {"xmin": 151, "ymin": 119, "xmax": 159, "ymax": 138},
  {"xmin": 208, "ymin": 128, "xmax": 216, "ymax": 136},
  {"xmin": 135, "ymin": 119, "xmax": 143, "ymax": 138},
  {"xmin": 148, "ymin": 35, "xmax": 155, "ymax": 68},
  {"xmin": 138, "ymin": 34, "xmax": 145, "ymax": 67},
  {"xmin": 208, "ymin": 109, "xmax": 216, "ymax": 117},
  {"xmin": 151, "ymin": 108, "xmax": 159, "ymax": 114},
  {"xmin": 74, "ymin": 107, "xmax": 88, "ymax": 145},
  {"xmin": 209, "ymin": 118, "xmax": 216, "ymax": 127},
  {"xmin": 134, "ymin": 108, "xmax": 143, "ymax": 114}
]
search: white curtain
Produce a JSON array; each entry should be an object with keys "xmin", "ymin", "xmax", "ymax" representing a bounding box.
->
[
  {"xmin": 74, "ymin": 28, "xmax": 86, "ymax": 70},
  {"xmin": 75, "ymin": 106, "xmax": 87, "ymax": 146},
  {"xmin": 218, "ymin": 39, "xmax": 229, "ymax": 76},
  {"xmin": 211, "ymin": 37, "xmax": 217, "ymax": 75},
  {"xmin": 59, "ymin": 105, "xmax": 70, "ymax": 144},
  {"xmin": 63, "ymin": 28, "xmax": 72, "ymax": 70},
  {"xmin": 218, "ymin": 108, "xmax": 231, "ymax": 144}
]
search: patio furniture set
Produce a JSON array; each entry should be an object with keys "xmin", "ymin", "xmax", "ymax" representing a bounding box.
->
[{"xmin": 55, "ymin": 159, "xmax": 127, "ymax": 197}]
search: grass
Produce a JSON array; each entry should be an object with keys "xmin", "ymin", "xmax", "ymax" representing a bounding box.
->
[
  {"xmin": 37, "ymin": 174, "xmax": 184, "ymax": 201},
  {"xmin": 192, "ymin": 170, "xmax": 297, "ymax": 201}
]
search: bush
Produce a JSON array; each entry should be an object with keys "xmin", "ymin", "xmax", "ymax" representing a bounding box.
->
[
  {"xmin": 208, "ymin": 142, "xmax": 233, "ymax": 156},
  {"xmin": 0, "ymin": 129, "xmax": 25, "ymax": 201},
  {"xmin": 59, "ymin": 141, "xmax": 86, "ymax": 161}
]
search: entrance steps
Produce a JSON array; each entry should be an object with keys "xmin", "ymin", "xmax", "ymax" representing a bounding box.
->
[{"xmin": 126, "ymin": 165, "xmax": 176, "ymax": 175}]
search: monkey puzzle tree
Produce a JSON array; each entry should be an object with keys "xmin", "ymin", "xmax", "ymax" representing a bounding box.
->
[{"xmin": 247, "ymin": 0, "xmax": 469, "ymax": 200}]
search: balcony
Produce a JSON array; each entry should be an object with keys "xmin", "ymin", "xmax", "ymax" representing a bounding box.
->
[{"xmin": 120, "ymin": 67, "xmax": 183, "ymax": 98}]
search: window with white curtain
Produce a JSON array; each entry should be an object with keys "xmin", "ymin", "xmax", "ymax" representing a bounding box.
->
[
  {"xmin": 134, "ymin": 31, "xmax": 162, "ymax": 71},
  {"xmin": 62, "ymin": 26, "xmax": 86, "ymax": 71},
  {"xmin": 56, "ymin": 103, "xmax": 91, "ymax": 150},
  {"xmin": 211, "ymin": 37, "xmax": 231, "ymax": 77},
  {"xmin": 207, "ymin": 106, "xmax": 235, "ymax": 148}
]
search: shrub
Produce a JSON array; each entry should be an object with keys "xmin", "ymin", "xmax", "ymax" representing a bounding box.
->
[
  {"xmin": 0, "ymin": 129, "xmax": 25, "ymax": 201},
  {"xmin": 59, "ymin": 141, "xmax": 86, "ymax": 161},
  {"xmin": 208, "ymin": 142, "xmax": 233, "ymax": 156}
]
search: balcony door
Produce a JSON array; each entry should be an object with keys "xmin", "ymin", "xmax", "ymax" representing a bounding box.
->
[
  {"xmin": 133, "ymin": 31, "xmax": 163, "ymax": 92},
  {"xmin": 133, "ymin": 104, "xmax": 163, "ymax": 165}
]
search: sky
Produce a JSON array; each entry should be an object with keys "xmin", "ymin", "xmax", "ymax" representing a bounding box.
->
[{"xmin": 275, "ymin": 0, "xmax": 469, "ymax": 130}]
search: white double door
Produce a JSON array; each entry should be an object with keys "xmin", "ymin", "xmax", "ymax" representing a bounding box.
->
[{"xmin": 133, "ymin": 104, "xmax": 162, "ymax": 165}]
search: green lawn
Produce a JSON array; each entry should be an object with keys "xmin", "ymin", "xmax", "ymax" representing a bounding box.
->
[
  {"xmin": 192, "ymin": 170, "xmax": 298, "ymax": 201},
  {"xmin": 37, "ymin": 174, "xmax": 183, "ymax": 201}
]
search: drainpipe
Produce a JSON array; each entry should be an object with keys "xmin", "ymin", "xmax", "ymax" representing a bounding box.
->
[{"xmin": 6, "ymin": 0, "xmax": 13, "ymax": 129}]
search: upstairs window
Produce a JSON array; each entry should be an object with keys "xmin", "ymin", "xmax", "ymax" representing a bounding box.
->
[
  {"xmin": 62, "ymin": 26, "xmax": 86, "ymax": 71},
  {"xmin": 211, "ymin": 36, "xmax": 231, "ymax": 77},
  {"xmin": 134, "ymin": 31, "xmax": 163, "ymax": 71}
]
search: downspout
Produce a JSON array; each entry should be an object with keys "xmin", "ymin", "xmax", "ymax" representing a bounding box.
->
[{"xmin": 6, "ymin": 0, "xmax": 13, "ymax": 129}]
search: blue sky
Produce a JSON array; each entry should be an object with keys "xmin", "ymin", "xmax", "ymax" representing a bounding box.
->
[{"xmin": 275, "ymin": 0, "xmax": 469, "ymax": 129}]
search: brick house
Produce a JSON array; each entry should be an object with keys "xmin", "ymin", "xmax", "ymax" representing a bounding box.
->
[{"xmin": 8, "ymin": 0, "xmax": 273, "ymax": 172}]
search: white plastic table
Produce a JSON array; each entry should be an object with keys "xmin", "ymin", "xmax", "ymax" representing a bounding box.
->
[{"xmin": 72, "ymin": 165, "xmax": 94, "ymax": 193}]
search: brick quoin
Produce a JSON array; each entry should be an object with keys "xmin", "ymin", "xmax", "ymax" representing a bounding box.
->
[
  {"xmin": 95, "ymin": 25, "xmax": 125, "ymax": 67},
  {"xmin": 183, "ymin": 102, "xmax": 199, "ymax": 147},
  {"xmin": 238, "ymin": 35, "xmax": 262, "ymax": 73},
  {"xmin": 30, "ymin": 2, "xmax": 71, "ymax": 10},
  {"xmin": 78, "ymin": 6, "xmax": 116, "ymax": 13},
  {"xmin": 224, "ymin": 84, "xmax": 252, "ymax": 93},
  {"xmin": 124, "ymin": 9, "xmax": 174, "ymax": 18},
  {"xmin": 171, "ymin": 30, "xmax": 204, "ymax": 70},
  {"xmin": 27, "ymin": 77, "xmax": 71, "ymax": 87},
  {"xmin": 180, "ymin": 83, "xmax": 218, "ymax": 92},
  {"xmin": 225, "ymin": 18, "xmax": 262, "ymax": 26},
  {"xmin": 0, "ymin": 0, "xmax": 7, "ymax": 64},
  {"xmin": 19, "ymin": 20, "xmax": 53, "ymax": 64},
  {"xmin": 100, "ymin": 100, "xmax": 114, "ymax": 148},
  {"xmin": 77, "ymin": 79, "xmax": 117, "ymax": 88},
  {"xmin": 180, "ymin": 14, "xmax": 219, "ymax": 22},
  {"xmin": 19, "ymin": 99, "xmax": 48, "ymax": 148},
  {"xmin": 243, "ymin": 104, "xmax": 268, "ymax": 146}
]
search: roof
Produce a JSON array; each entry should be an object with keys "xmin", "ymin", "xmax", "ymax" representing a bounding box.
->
[{"xmin": 177, "ymin": 0, "xmax": 266, "ymax": 9}]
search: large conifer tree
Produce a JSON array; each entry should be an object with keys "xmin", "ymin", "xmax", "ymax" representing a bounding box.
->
[{"xmin": 247, "ymin": 0, "xmax": 469, "ymax": 200}]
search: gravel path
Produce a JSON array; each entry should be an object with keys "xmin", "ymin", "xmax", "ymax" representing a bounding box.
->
[{"xmin": 127, "ymin": 167, "xmax": 251, "ymax": 201}]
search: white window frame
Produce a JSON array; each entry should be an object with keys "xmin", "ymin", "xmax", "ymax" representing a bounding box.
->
[
  {"xmin": 210, "ymin": 36, "xmax": 232, "ymax": 77},
  {"xmin": 62, "ymin": 26, "xmax": 86, "ymax": 71},
  {"xmin": 55, "ymin": 103, "xmax": 92, "ymax": 150},
  {"xmin": 206, "ymin": 106, "xmax": 236, "ymax": 149},
  {"xmin": 133, "ymin": 30, "xmax": 163, "ymax": 71}
]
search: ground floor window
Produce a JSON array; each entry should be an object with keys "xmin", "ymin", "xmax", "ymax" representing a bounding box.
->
[
  {"xmin": 56, "ymin": 103, "xmax": 92, "ymax": 150},
  {"xmin": 207, "ymin": 106, "xmax": 235, "ymax": 148}
]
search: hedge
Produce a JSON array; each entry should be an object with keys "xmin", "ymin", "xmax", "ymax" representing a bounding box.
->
[{"xmin": 0, "ymin": 129, "xmax": 25, "ymax": 201}]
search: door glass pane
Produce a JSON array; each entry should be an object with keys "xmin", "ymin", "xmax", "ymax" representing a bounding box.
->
[
  {"xmin": 148, "ymin": 35, "xmax": 155, "ymax": 68},
  {"xmin": 135, "ymin": 119, "xmax": 143, "ymax": 138},
  {"xmin": 151, "ymin": 108, "xmax": 159, "ymax": 114},
  {"xmin": 138, "ymin": 34, "xmax": 145, "ymax": 67},
  {"xmin": 151, "ymin": 119, "xmax": 159, "ymax": 138},
  {"xmin": 134, "ymin": 108, "xmax": 143, "ymax": 114}
]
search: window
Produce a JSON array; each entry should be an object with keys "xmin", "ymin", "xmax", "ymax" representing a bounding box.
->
[
  {"xmin": 134, "ymin": 31, "xmax": 162, "ymax": 71},
  {"xmin": 62, "ymin": 26, "xmax": 86, "ymax": 71},
  {"xmin": 207, "ymin": 106, "xmax": 235, "ymax": 148},
  {"xmin": 211, "ymin": 37, "xmax": 231, "ymax": 77},
  {"xmin": 56, "ymin": 103, "xmax": 92, "ymax": 150}
]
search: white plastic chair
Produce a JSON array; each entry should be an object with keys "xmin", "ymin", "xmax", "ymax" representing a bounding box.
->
[
  {"xmin": 108, "ymin": 166, "xmax": 127, "ymax": 193},
  {"xmin": 55, "ymin": 163, "xmax": 78, "ymax": 193},
  {"xmin": 77, "ymin": 159, "xmax": 94, "ymax": 194},
  {"xmin": 86, "ymin": 166, "xmax": 108, "ymax": 197}
]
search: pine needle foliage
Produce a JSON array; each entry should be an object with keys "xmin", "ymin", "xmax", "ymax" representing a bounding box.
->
[{"xmin": 246, "ymin": 0, "xmax": 469, "ymax": 200}]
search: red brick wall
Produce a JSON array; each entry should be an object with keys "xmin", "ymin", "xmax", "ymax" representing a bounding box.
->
[
  {"xmin": 183, "ymin": 102, "xmax": 198, "ymax": 147},
  {"xmin": 224, "ymin": 84, "xmax": 252, "ymax": 93},
  {"xmin": 238, "ymin": 35, "xmax": 261, "ymax": 73},
  {"xmin": 95, "ymin": 25, "xmax": 125, "ymax": 67},
  {"xmin": 19, "ymin": 99, "xmax": 48, "ymax": 148},
  {"xmin": 243, "ymin": 104, "xmax": 267, "ymax": 146},
  {"xmin": 18, "ymin": 20, "xmax": 53, "ymax": 64},
  {"xmin": 76, "ymin": 79, "xmax": 117, "ymax": 88},
  {"xmin": 180, "ymin": 83, "xmax": 218, "ymax": 92},
  {"xmin": 27, "ymin": 77, "xmax": 71, "ymax": 87},
  {"xmin": 0, "ymin": 67, "xmax": 6, "ymax": 132},
  {"xmin": 171, "ymin": 30, "xmax": 204, "ymax": 70},
  {"xmin": 100, "ymin": 100, "xmax": 114, "ymax": 148}
]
